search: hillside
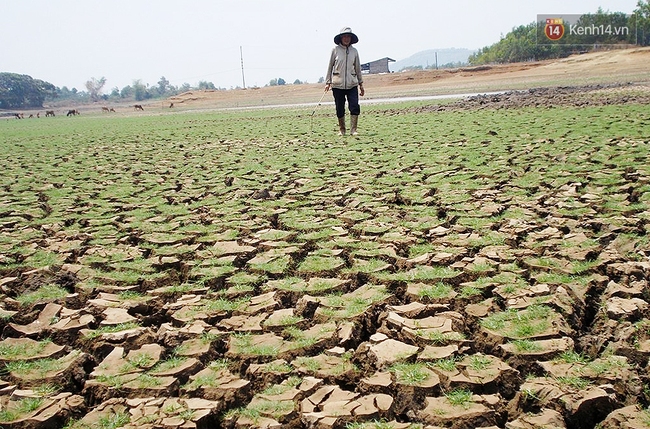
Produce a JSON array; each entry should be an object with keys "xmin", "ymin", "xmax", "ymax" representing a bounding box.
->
[{"xmin": 390, "ymin": 48, "xmax": 476, "ymax": 71}]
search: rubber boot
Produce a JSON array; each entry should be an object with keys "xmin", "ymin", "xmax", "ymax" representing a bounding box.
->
[
  {"xmin": 350, "ymin": 115, "xmax": 359, "ymax": 136},
  {"xmin": 338, "ymin": 116, "xmax": 346, "ymax": 136}
]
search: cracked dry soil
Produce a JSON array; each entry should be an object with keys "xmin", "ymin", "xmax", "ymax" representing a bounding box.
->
[{"xmin": 1, "ymin": 84, "xmax": 650, "ymax": 429}]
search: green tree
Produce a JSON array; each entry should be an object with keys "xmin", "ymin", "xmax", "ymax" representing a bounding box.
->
[
  {"xmin": 120, "ymin": 85, "xmax": 133, "ymax": 99},
  {"xmin": 0, "ymin": 73, "xmax": 56, "ymax": 109},
  {"xmin": 85, "ymin": 76, "xmax": 107, "ymax": 102},
  {"xmin": 470, "ymin": 6, "xmax": 641, "ymax": 65},
  {"xmin": 157, "ymin": 76, "xmax": 170, "ymax": 95},
  {"xmin": 132, "ymin": 79, "xmax": 148, "ymax": 101},
  {"xmin": 198, "ymin": 81, "xmax": 216, "ymax": 90},
  {"xmin": 635, "ymin": 0, "xmax": 650, "ymax": 45}
]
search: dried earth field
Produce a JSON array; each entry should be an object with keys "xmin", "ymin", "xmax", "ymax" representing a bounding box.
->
[{"xmin": 0, "ymin": 48, "xmax": 650, "ymax": 429}]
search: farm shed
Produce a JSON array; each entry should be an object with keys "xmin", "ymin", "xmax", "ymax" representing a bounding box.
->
[{"xmin": 361, "ymin": 57, "xmax": 396, "ymax": 74}]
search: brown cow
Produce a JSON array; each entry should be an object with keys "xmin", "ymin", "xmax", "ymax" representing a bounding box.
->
[
  {"xmin": 66, "ymin": 109, "xmax": 80, "ymax": 116},
  {"xmin": 134, "ymin": 104, "xmax": 144, "ymax": 111},
  {"xmin": 45, "ymin": 110, "xmax": 55, "ymax": 117},
  {"xmin": 102, "ymin": 107, "xmax": 110, "ymax": 113}
]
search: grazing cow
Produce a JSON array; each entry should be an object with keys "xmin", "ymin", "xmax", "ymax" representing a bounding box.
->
[
  {"xmin": 134, "ymin": 104, "xmax": 144, "ymax": 111},
  {"xmin": 45, "ymin": 110, "xmax": 55, "ymax": 117},
  {"xmin": 102, "ymin": 107, "xmax": 110, "ymax": 113},
  {"xmin": 66, "ymin": 109, "xmax": 80, "ymax": 116},
  {"xmin": 37, "ymin": 112, "xmax": 40, "ymax": 118},
  {"xmin": 109, "ymin": 108, "xmax": 115, "ymax": 112},
  {"xmin": 29, "ymin": 114, "xmax": 34, "ymax": 118},
  {"xmin": 169, "ymin": 102, "xmax": 174, "ymax": 108},
  {"xmin": 14, "ymin": 113, "xmax": 22, "ymax": 119}
]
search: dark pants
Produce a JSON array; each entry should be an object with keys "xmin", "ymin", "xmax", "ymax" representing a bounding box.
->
[{"xmin": 332, "ymin": 87, "xmax": 360, "ymax": 118}]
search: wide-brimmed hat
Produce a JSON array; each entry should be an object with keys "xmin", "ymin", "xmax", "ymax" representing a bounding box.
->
[{"xmin": 334, "ymin": 27, "xmax": 359, "ymax": 45}]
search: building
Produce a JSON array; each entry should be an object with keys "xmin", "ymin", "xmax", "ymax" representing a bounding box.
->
[{"xmin": 361, "ymin": 57, "xmax": 396, "ymax": 74}]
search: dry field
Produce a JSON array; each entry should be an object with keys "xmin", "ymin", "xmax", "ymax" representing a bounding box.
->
[{"xmin": 0, "ymin": 47, "xmax": 649, "ymax": 429}]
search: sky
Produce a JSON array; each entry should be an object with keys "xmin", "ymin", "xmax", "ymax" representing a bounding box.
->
[{"xmin": 0, "ymin": 0, "xmax": 640, "ymax": 92}]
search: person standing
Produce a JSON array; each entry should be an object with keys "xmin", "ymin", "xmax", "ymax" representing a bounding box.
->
[{"xmin": 325, "ymin": 27, "xmax": 365, "ymax": 136}]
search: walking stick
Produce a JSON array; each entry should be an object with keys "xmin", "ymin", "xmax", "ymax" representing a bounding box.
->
[{"xmin": 310, "ymin": 89, "xmax": 328, "ymax": 134}]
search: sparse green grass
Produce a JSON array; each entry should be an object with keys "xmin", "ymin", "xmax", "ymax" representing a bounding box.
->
[
  {"xmin": 0, "ymin": 397, "xmax": 44, "ymax": 421},
  {"xmin": 445, "ymin": 389, "xmax": 473, "ymax": 409},
  {"xmin": 264, "ymin": 361, "xmax": 293, "ymax": 373},
  {"xmin": 5, "ymin": 357, "xmax": 65, "ymax": 378},
  {"xmin": 21, "ymin": 250, "xmax": 65, "ymax": 269},
  {"xmin": 389, "ymin": 362, "xmax": 432, "ymax": 385},
  {"xmin": 151, "ymin": 355, "xmax": 187, "ymax": 374},
  {"xmin": 297, "ymin": 256, "xmax": 345, "ymax": 274},
  {"xmin": 468, "ymin": 354, "xmax": 492, "ymax": 371},
  {"xmin": 133, "ymin": 373, "xmax": 163, "ymax": 388},
  {"xmin": 64, "ymin": 411, "xmax": 131, "ymax": 429},
  {"xmin": 480, "ymin": 305, "xmax": 554, "ymax": 339},
  {"xmin": 15, "ymin": 284, "xmax": 69, "ymax": 306},
  {"xmin": 83, "ymin": 322, "xmax": 141, "ymax": 339},
  {"xmin": 555, "ymin": 351, "xmax": 589, "ymax": 365},
  {"xmin": 318, "ymin": 286, "xmax": 390, "ymax": 319},
  {"xmin": 283, "ymin": 326, "xmax": 318, "ymax": 349},
  {"xmin": 230, "ymin": 333, "xmax": 280, "ymax": 357},
  {"xmin": 419, "ymin": 330, "xmax": 466, "ymax": 344},
  {"xmin": 294, "ymin": 356, "xmax": 322, "ymax": 372},
  {"xmin": 261, "ymin": 376, "xmax": 302, "ymax": 396},
  {"xmin": 510, "ymin": 339, "xmax": 544, "ymax": 354},
  {"xmin": 3, "ymin": 93, "xmax": 650, "ymax": 427},
  {"xmin": 418, "ymin": 282, "xmax": 454, "ymax": 300},
  {"xmin": 377, "ymin": 265, "xmax": 459, "ymax": 282},
  {"xmin": 94, "ymin": 374, "xmax": 128, "ymax": 389},
  {"xmin": 556, "ymin": 376, "xmax": 591, "ymax": 390},
  {"xmin": 346, "ymin": 420, "xmax": 417, "ymax": 429},
  {"xmin": 432, "ymin": 357, "xmax": 458, "ymax": 372},
  {"xmin": 459, "ymin": 285, "xmax": 483, "ymax": 298},
  {"xmin": 0, "ymin": 339, "xmax": 53, "ymax": 360}
]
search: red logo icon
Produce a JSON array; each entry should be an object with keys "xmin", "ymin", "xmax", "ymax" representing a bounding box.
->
[{"xmin": 545, "ymin": 18, "xmax": 565, "ymax": 41}]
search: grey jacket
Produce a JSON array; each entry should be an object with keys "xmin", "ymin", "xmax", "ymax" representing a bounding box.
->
[{"xmin": 326, "ymin": 44, "xmax": 363, "ymax": 90}]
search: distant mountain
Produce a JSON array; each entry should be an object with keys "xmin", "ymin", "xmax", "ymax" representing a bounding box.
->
[{"xmin": 390, "ymin": 48, "xmax": 477, "ymax": 71}]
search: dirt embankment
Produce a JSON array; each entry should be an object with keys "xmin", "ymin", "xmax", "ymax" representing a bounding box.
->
[{"xmin": 163, "ymin": 47, "xmax": 650, "ymax": 110}]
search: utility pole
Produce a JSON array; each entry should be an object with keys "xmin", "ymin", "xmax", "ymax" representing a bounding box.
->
[{"xmin": 240, "ymin": 46, "xmax": 246, "ymax": 89}]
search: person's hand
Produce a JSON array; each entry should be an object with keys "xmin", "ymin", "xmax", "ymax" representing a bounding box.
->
[
  {"xmin": 359, "ymin": 84, "xmax": 365, "ymax": 97},
  {"xmin": 325, "ymin": 83, "xmax": 331, "ymax": 92}
]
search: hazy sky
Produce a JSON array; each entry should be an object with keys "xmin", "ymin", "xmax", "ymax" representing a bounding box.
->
[{"xmin": 0, "ymin": 0, "xmax": 639, "ymax": 91}]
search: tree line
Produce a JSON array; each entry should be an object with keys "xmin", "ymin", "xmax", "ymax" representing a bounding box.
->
[
  {"xmin": 0, "ymin": 73, "xmax": 227, "ymax": 110},
  {"xmin": 469, "ymin": 1, "xmax": 649, "ymax": 65},
  {"xmin": 0, "ymin": 72, "xmax": 315, "ymax": 110}
]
